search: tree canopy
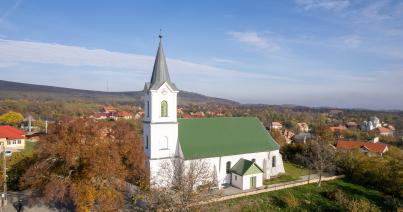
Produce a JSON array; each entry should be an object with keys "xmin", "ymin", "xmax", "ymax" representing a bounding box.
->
[{"xmin": 20, "ymin": 119, "xmax": 146, "ymax": 211}]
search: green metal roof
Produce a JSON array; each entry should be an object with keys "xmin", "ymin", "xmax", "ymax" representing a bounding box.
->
[
  {"xmin": 178, "ymin": 117, "xmax": 279, "ymax": 160},
  {"xmin": 230, "ymin": 158, "xmax": 264, "ymax": 176}
]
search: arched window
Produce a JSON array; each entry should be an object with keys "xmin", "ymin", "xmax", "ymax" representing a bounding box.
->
[
  {"xmin": 272, "ymin": 156, "xmax": 276, "ymax": 167},
  {"xmin": 226, "ymin": 161, "xmax": 231, "ymax": 174},
  {"xmin": 159, "ymin": 136, "xmax": 168, "ymax": 150},
  {"xmin": 161, "ymin": 100, "xmax": 168, "ymax": 117},
  {"xmin": 145, "ymin": 135, "xmax": 149, "ymax": 149}
]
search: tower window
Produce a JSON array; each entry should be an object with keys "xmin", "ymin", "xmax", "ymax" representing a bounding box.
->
[
  {"xmin": 226, "ymin": 161, "xmax": 231, "ymax": 174},
  {"xmin": 145, "ymin": 136, "xmax": 149, "ymax": 149},
  {"xmin": 272, "ymin": 156, "xmax": 276, "ymax": 167},
  {"xmin": 161, "ymin": 100, "xmax": 168, "ymax": 117}
]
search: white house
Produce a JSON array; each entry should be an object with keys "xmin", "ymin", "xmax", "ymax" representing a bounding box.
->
[
  {"xmin": 143, "ymin": 35, "xmax": 285, "ymax": 190},
  {"xmin": 0, "ymin": 125, "xmax": 26, "ymax": 152}
]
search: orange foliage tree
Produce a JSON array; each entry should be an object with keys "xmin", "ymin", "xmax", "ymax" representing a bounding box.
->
[{"xmin": 20, "ymin": 119, "xmax": 146, "ymax": 211}]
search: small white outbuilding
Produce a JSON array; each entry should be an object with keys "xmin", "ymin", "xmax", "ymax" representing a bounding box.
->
[{"xmin": 230, "ymin": 158, "xmax": 264, "ymax": 190}]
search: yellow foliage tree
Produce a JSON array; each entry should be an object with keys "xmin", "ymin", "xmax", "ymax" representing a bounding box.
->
[{"xmin": 0, "ymin": 111, "xmax": 24, "ymax": 125}]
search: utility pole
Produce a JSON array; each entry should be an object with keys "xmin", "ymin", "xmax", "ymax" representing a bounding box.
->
[{"xmin": 1, "ymin": 142, "xmax": 6, "ymax": 208}]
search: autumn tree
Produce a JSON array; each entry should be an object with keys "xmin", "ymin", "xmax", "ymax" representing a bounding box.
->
[
  {"xmin": 0, "ymin": 111, "xmax": 24, "ymax": 125},
  {"xmin": 143, "ymin": 159, "xmax": 217, "ymax": 211},
  {"xmin": 297, "ymin": 139, "xmax": 336, "ymax": 186},
  {"xmin": 271, "ymin": 129, "xmax": 287, "ymax": 146},
  {"xmin": 20, "ymin": 118, "xmax": 146, "ymax": 211}
]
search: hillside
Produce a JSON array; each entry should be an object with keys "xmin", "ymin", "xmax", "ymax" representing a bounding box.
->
[{"xmin": 0, "ymin": 80, "xmax": 238, "ymax": 105}]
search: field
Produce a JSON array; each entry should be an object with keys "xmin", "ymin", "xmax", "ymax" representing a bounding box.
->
[
  {"xmin": 204, "ymin": 179, "xmax": 395, "ymax": 211},
  {"xmin": 264, "ymin": 162, "xmax": 310, "ymax": 185}
]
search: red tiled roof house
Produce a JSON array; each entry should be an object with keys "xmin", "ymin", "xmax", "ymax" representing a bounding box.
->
[{"xmin": 0, "ymin": 125, "xmax": 26, "ymax": 152}]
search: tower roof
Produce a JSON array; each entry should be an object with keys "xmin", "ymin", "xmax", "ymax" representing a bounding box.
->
[{"xmin": 145, "ymin": 34, "xmax": 178, "ymax": 91}]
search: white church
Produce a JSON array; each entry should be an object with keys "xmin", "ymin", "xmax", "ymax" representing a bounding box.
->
[{"xmin": 143, "ymin": 35, "xmax": 285, "ymax": 190}]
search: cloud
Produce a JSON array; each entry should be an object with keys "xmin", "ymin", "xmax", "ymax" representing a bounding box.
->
[
  {"xmin": 228, "ymin": 31, "xmax": 280, "ymax": 51},
  {"xmin": 295, "ymin": 0, "xmax": 350, "ymax": 11},
  {"xmin": 0, "ymin": 39, "xmax": 294, "ymax": 82},
  {"xmin": 359, "ymin": 1, "xmax": 391, "ymax": 22},
  {"xmin": 210, "ymin": 57, "xmax": 238, "ymax": 64}
]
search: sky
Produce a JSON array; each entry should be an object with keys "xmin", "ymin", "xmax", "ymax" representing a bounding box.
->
[{"xmin": 0, "ymin": 0, "xmax": 402, "ymax": 110}]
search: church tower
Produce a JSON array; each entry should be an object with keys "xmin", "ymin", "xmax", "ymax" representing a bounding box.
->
[{"xmin": 143, "ymin": 34, "xmax": 180, "ymax": 185}]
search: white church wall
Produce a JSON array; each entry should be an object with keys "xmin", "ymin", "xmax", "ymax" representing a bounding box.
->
[{"xmin": 149, "ymin": 123, "xmax": 179, "ymax": 159}]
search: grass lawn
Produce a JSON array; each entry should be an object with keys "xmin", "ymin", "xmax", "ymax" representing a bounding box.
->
[
  {"xmin": 204, "ymin": 179, "xmax": 394, "ymax": 211},
  {"xmin": 264, "ymin": 162, "xmax": 310, "ymax": 185},
  {"xmin": 22, "ymin": 140, "xmax": 36, "ymax": 156}
]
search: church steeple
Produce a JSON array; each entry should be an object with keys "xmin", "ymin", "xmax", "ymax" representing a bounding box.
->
[{"xmin": 148, "ymin": 33, "xmax": 178, "ymax": 91}]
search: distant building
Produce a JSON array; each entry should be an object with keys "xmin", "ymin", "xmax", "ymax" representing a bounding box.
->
[
  {"xmin": 330, "ymin": 124, "xmax": 347, "ymax": 132},
  {"xmin": 134, "ymin": 111, "xmax": 144, "ymax": 120},
  {"xmin": 376, "ymin": 127, "xmax": 394, "ymax": 136},
  {"xmin": 0, "ymin": 125, "xmax": 26, "ymax": 152},
  {"xmin": 293, "ymin": 132, "xmax": 313, "ymax": 144},
  {"xmin": 116, "ymin": 111, "xmax": 133, "ymax": 120},
  {"xmin": 336, "ymin": 140, "xmax": 388, "ymax": 156},
  {"xmin": 297, "ymin": 122, "xmax": 309, "ymax": 133},
  {"xmin": 361, "ymin": 116, "xmax": 381, "ymax": 131},
  {"xmin": 346, "ymin": 121, "xmax": 358, "ymax": 129},
  {"xmin": 283, "ymin": 129, "xmax": 295, "ymax": 144},
  {"xmin": 271, "ymin": 122, "xmax": 282, "ymax": 130}
]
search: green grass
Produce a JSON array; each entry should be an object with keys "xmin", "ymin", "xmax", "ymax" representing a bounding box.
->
[
  {"xmin": 264, "ymin": 162, "xmax": 310, "ymax": 185},
  {"xmin": 205, "ymin": 179, "xmax": 394, "ymax": 211},
  {"xmin": 22, "ymin": 140, "xmax": 36, "ymax": 156}
]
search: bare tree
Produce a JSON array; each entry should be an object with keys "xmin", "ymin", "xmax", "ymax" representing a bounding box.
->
[
  {"xmin": 144, "ymin": 158, "xmax": 217, "ymax": 211},
  {"xmin": 297, "ymin": 139, "xmax": 336, "ymax": 187}
]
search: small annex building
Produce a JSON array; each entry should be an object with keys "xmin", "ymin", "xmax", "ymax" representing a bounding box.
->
[
  {"xmin": 230, "ymin": 159, "xmax": 264, "ymax": 190},
  {"xmin": 143, "ymin": 35, "xmax": 285, "ymax": 190}
]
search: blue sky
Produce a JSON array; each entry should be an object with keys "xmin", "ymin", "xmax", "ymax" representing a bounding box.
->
[{"xmin": 0, "ymin": 0, "xmax": 402, "ymax": 109}]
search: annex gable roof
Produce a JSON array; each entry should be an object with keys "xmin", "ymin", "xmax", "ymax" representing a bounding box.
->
[
  {"xmin": 230, "ymin": 158, "xmax": 264, "ymax": 176},
  {"xmin": 178, "ymin": 117, "xmax": 279, "ymax": 160}
]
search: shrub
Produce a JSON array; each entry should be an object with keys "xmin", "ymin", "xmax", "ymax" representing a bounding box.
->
[{"xmin": 283, "ymin": 192, "xmax": 299, "ymax": 209}]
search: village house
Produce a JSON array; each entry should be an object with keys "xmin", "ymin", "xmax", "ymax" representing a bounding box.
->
[
  {"xmin": 116, "ymin": 111, "xmax": 133, "ymax": 120},
  {"xmin": 329, "ymin": 124, "xmax": 347, "ymax": 132},
  {"xmin": 376, "ymin": 127, "xmax": 394, "ymax": 137},
  {"xmin": 297, "ymin": 122, "xmax": 309, "ymax": 133},
  {"xmin": 271, "ymin": 122, "xmax": 282, "ymax": 130},
  {"xmin": 361, "ymin": 116, "xmax": 381, "ymax": 131},
  {"xmin": 143, "ymin": 35, "xmax": 284, "ymax": 190},
  {"xmin": 336, "ymin": 139, "xmax": 388, "ymax": 156},
  {"xmin": 346, "ymin": 121, "xmax": 358, "ymax": 129},
  {"xmin": 0, "ymin": 125, "xmax": 26, "ymax": 152}
]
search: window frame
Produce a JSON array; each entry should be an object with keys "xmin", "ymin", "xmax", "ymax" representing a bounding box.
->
[{"xmin": 161, "ymin": 100, "xmax": 168, "ymax": 117}]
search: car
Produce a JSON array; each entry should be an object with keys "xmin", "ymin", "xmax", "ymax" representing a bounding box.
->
[{"xmin": 4, "ymin": 150, "xmax": 12, "ymax": 157}]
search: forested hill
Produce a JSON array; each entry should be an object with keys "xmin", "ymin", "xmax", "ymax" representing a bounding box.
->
[{"xmin": 0, "ymin": 80, "xmax": 238, "ymax": 105}]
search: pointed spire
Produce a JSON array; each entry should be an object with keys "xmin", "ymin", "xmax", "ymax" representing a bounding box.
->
[{"xmin": 148, "ymin": 32, "xmax": 177, "ymax": 91}]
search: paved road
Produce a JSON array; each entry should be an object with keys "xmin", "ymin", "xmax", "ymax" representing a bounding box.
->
[{"xmin": 2, "ymin": 191, "xmax": 65, "ymax": 212}]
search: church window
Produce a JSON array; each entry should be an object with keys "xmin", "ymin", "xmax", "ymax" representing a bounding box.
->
[
  {"xmin": 147, "ymin": 101, "xmax": 150, "ymax": 117},
  {"xmin": 161, "ymin": 100, "xmax": 168, "ymax": 117},
  {"xmin": 145, "ymin": 136, "xmax": 149, "ymax": 149},
  {"xmin": 226, "ymin": 161, "xmax": 231, "ymax": 174},
  {"xmin": 235, "ymin": 175, "xmax": 237, "ymax": 180},
  {"xmin": 159, "ymin": 136, "xmax": 168, "ymax": 150},
  {"xmin": 272, "ymin": 156, "xmax": 276, "ymax": 167}
]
